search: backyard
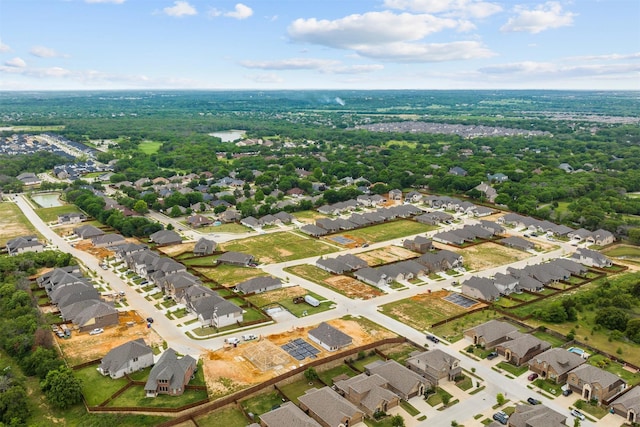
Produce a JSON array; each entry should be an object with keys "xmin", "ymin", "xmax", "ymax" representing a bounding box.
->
[
  {"xmin": 194, "ymin": 263, "xmax": 267, "ymax": 287},
  {"xmin": 456, "ymin": 242, "xmax": 532, "ymax": 271},
  {"xmin": 34, "ymin": 204, "xmax": 83, "ymax": 223},
  {"xmin": 221, "ymin": 231, "xmax": 337, "ymax": 263},
  {"xmin": 286, "ymin": 264, "xmax": 384, "ymax": 299},
  {"xmin": 332, "ymin": 220, "xmax": 436, "ymax": 243},
  {"xmin": 246, "ymin": 286, "xmax": 333, "ymax": 317}
]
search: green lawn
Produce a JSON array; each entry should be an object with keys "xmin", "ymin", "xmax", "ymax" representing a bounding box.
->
[
  {"xmin": 285, "ymin": 264, "xmax": 333, "ymax": 285},
  {"xmin": 587, "ymin": 354, "xmax": 640, "ymax": 386},
  {"xmin": 426, "ymin": 387, "xmax": 453, "ymax": 406},
  {"xmin": 318, "ymin": 364, "xmax": 359, "ymax": 386},
  {"xmin": 247, "ymin": 287, "xmax": 333, "ymax": 318},
  {"xmin": 221, "ymin": 231, "xmax": 337, "ymax": 263},
  {"xmin": 196, "ymin": 406, "xmax": 249, "ymax": 427},
  {"xmin": 384, "ymin": 342, "xmax": 421, "ymax": 365},
  {"xmin": 401, "ymin": 400, "xmax": 421, "ymax": 416},
  {"xmin": 138, "ymin": 140, "xmax": 162, "ymax": 154},
  {"xmin": 338, "ymin": 220, "xmax": 436, "ymax": 243},
  {"xmin": 603, "ymin": 244, "xmax": 640, "ymax": 260},
  {"xmin": 351, "ymin": 353, "xmax": 385, "ymax": 372},
  {"xmin": 198, "ymin": 223, "xmax": 251, "ymax": 233},
  {"xmin": 509, "ymin": 292, "xmax": 540, "ymax": 302},
  {"xmin": 74, "ymin": 365, "xmax": 130, "ymax": 406},
  {"xmin": 430, "ymin": 310, "xmax": 502, "ymax": 343},
  {"xmin": 0, "ymin": 202, "xmax": 41, "ymax": 245},
  {"xmin": 496, "ymin": 362, "xmax": 529, "ymax": 377},
  {"xmin": 455, "ymin": 374, "xmax": 474, "ymax": 391},
  {"xmin": 278, "ymin": 378, "xmax": 324, "ymax": 404},
  {"xmin": 195, "ymin": 264, "xmax": 266, "ymax": 287},
  {"xmin": 241, "ymin": 391, "xmax": 284, "ymax": 417},
  {"xmin": 531, "ymin": 330, "xmax": 567, "ymax": 348},
  {"xmin": 532, "ymin": 378, "xmax": 563, "ymax": 397},
  {"xmin": 34, "ymin": 204, "xmax": 82, "ymax": 222},
  {"xmin": 107, "ymin": 385, "xmax": 208, "ymax": 408},
  {"xmin": 380, "ymin": 296, "xmax": 466, "ymax": 334}
]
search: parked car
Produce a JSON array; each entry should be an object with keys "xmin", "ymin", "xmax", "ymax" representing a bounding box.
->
[
  {"xmin": 527, "ymin": 397, "xmax": 541, "ymax": 405},
  {"xmin": 487, "ymin": 351, "xmax": 498, "ymax": 360},
  {"xmin": 528, "ymin": 373, "xmax": 539, "ymax": 381},
  {"xmin": 493, "ymin": 412, "xmax": 508, "ymax": 425},
  {"xmin": 146, "ymin": 317, "xmax": 154, "ymax": 323},
  {"xmin": 571, "ymin": 409, "xmax": 585, "ymax": 421},
  {"xmin": 89, "ymin": 328, "xmax": 104, "ymax": 335},
  {"xmin": 225, "ymin": 337, "xmax": 240, "ymax": 345},
  {"xmin": 362, "ymin": 243, "xmax": 369, "ymax": 247},
  {"xmin": 426, "ymin": 335, "xmax": 440, "ymax": 343},
  {"xmin": 242, "ymin": 334, "xmax": 257, "ymax": 341},
  {"xmin": 562, "ymin": 388, "xmax": 573, "ymax": 396}
]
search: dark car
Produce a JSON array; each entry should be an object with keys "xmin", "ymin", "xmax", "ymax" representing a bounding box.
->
[
  {"xmin": 527, "ymin": 397, "xmax": 541, "ymax": 405},
  {"xmin": 487, "ymin": 351, "xmax": 498, "ymax": 360},
  {"xmin": 562, "ymin": 388, "xmax": 573, "ymax": 396},
  {"xmin": 493, "ymin": 413, "xmax": 508, "ymax": 425},
  {"xmin": 528, "ymin": 373, "xmax": 539, "ymax": 381},
  {"xmin": 426, "ymin": 335, "xmax": 440, "ymax": 344},
  {"xmin": 146, "ymin": 317, "xmax": 154, "ymax": 323}
]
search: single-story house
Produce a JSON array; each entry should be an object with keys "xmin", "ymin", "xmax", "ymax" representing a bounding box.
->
[
  {"xmin": 260, "ymin": 401, "xmax": 321, "ymax": 427},
  {"xmin": 298, "ymin": 387, "xmax": 364, "ymax": 427},
  {"xmin": 6, "ymin": 235, "xmax": 44, "ymax": 255},
  {"xmin": 508, "ymin": 404, "xmax": 567, "ymax": 427},
  {"xmin": 463, "ymin": 320, "xmax": 520, "ymax": 348},
  {"xmin": 609, "ymin": 386, "xmax": 640, "ymax": 424},
  {"xmin": 235, "ymin": 276, "xmax": 282, "ymax": 294},
  {"xmin": 216, "ymin": 251, "xmax": 254, "ymax": 266},
  {"xmin": 495, "ymin": 334, "xmax": 551, "ymax": 366},
  {"xmin": 149, "ymin": 230, "xmax": 182, "ymax": 246},
  {"xmin": 308, "ymin": 322, "xmax": 352, "ymax": 352},
  {"xmin": 74, "ymin": 224, "xmax": 105, "ymax": 239}
]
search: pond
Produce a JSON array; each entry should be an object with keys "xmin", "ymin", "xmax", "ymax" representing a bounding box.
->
[
  {"xmin": 209, "ymin": 130, "xmax": 246, "ymax": 142},
  {"xmin": 31, "ymin": 193, "xmax": 63, "ymax": 207}
]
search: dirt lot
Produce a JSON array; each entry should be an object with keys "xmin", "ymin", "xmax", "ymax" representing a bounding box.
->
[
  {"xmin": 56, "ymin": 311, "xmax": 164, "ymax": 366},
  {"xmin": 324, "ymin": 275, "xmax": 384, "ymax": 299},
  {"xmin": 0, "ymin": 202, "xmax": 38, "ymax": 245},
  {"xmin": 202, "ymin": 317, "xmax": 395, "ymax": 396},
  {"xmin": 247, "ymin": 285, "xmax": 308, "ymax": 307},
  {"xmin": 358, "ymin": 245, "xmax": 417, "ymax": 266},
  {"xmin": 74, "ymin": 240, "xmax": 116, "ymax": 261},
  {"xmin": 157, "ymin": 242, "xmax": 195, "ymax": 257},
  {"xmin": 453, "ymin": 241, "xmax": 531, "ymax": 271}
]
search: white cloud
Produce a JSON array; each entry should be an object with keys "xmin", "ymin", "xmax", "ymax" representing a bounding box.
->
[
  {"xmin": 4, "ymin": 57, "xmax": 26, "ymax": 68},
  {"xmin": 384, "ymin": 0, "xmax": 502, "ymax": 19},
  {"xmin": 356, "ymin": 40, "xmax": 495, "ymax": 62},
  {"xmin": 245, "ymin": 73, "xmax": 284, "ymax": 84},
  {"xmin": 0, "ymin": 39, "xmax": 11, "ymax": 53},
  {"xmin": 225, "ymin": 3, "xmax": 253, "ymax": 20},
  {"xmin": 568, "ymin": 52, "xmax": 640, "ymax": 61},
  {"xmin": 288, "ymin": 11, "xmax": 461, "ymax": 49},
  {"xmin": 163, "ymin": 1, "xmax": 197, "ymax": 17},
  {"xmin": 239, "ymin": 58, "xmax": 383, "ymax": 74},
  {"xmin": 501, "ymin": 1, "xmax": 576, "ymax": 34},
  {"xmin": 478, "ymin": 60, "xmax": 640, "ymax": 80},
  {"xmin": 85, "ymin": 0, "xmax": 126, "ymax": 4},
  {"xmin": 30, "ymin": 46, "xmax": 67, "ymax": 58}
]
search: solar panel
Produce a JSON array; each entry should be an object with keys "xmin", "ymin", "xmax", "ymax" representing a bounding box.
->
[{"xmin": 280, "ymin": 338, "xmax": 321, "ymax": 361}]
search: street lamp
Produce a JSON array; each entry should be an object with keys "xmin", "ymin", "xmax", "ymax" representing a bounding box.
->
[{"xmin": 213, "ymin": 307, "xmax": 218, "ymax": 333}]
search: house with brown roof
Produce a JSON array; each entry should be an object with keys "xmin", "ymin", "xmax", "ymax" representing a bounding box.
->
[
  {"xmin": 334, "ymin": 373, "xmax": 399, "ymax": 417},
  {"xmin": 298, "ymin": 387, "xmax": 364, "ymax": 427},
  {"xmin": 405, "ymin": 349, "xmax": 461, "ymax": 386},
  {"xmin": 528, "ymin": 348, "xmax": 586, "ymax": 383},
  {"xmin": 365, "ymin": 359, "xmax": 429, "ymax": 399},
  {"xmin": 609, "ymin": 386, "xmax": 640, "ymax": 424},
  {"xmin": 464, "ymin": 320, "xmax": 520, "ymax": 348},
  {"xmin": 187, "ymin": 214, "xmax": 213, "ymax": 228},
  {"xmin": 495, "ymin": 334, "xmax": 551, "ymax": 366},
  {"xmin": 566, "ymin": 364, "xmax": 626, "ymax": 404},
  {"xmin": 260, "ymin": 401, "xmax": 321, "ymax": 427},
  {"xmin": 508, "ymin": 403, "xmax": 567, "ymax": 427},
  {"xmin": 403, "ymin": 236, "xmax": 433, "ymax": 253}
]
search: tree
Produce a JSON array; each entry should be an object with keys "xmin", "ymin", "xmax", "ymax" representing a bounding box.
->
[
  {"xmin": 304, "ymin": 367, "xmax": 318, "ymax": 382},
  {"xmin": 441, "ymin": 393, "xmax": 451, "ymax": 406},
  {"xmin": 40, "ymin": 367, "xmax": 83, "ymax": 409},
  {"xmin": 595, "ymin": 307, "xmax": 629, "ymax": 331},
  {"xmin": 496, "ymin": 392, "xmax": 505, "ymax": 406},
  {"xmin": 133, "ymin": 199, "xmax": 149, "ymax": 214},
  {"xmin": 391, "ymin": 415, "xmax": 405, "ymax": 427},
  {"xmin": 0, "ymin": 385, "xmax": 30, "ymax": 425}
]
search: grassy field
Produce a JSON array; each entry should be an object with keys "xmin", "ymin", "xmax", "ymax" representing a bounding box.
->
[
  {"xmin": 247, "ymin": 286, "xmax": 334, "ymax": 317},
  {"xmin": 195, "ymin": 264, "xmax": 267, "ymax": 287},
  {"xmin": 317, "ymin": 364, "xmax": 358, "ymax": 385},
  {"xmin": 107, "ymin": 385, "xmax": 208, "ymax": 408},
  {"xmin": 221, "ymin": 231, "xmax": 337, "ymax": 263},
  {"xmin": 603, "ymin": 244, "xmax": 640, "ymax": 259},
  {"xmin": 74, "ymin": 365, "xmax": 129, "ymax": 406},
  {"xmin": 430, "ymin": 309, "xmax": 502, "ymax": 343},
  {"xmin": 292, "ymin": 210, "xmax": 328, "ymax": 223},
  {"xmin": 138, "ymin": 140, "xmax": 162, "ymax": 154},
  {"xmin": 198, "ymin": 223, "xmax": 250, "ymax": 233},
  {"xmin": 338, "ymin": 220, "xmax": 436, "ymax": 243},
  {"xmin": 351, "ymin": 353, "xmax": 385, "ymax": 372},
  {"xmin": 0, "ymin": 202, "xmax": 41, "ymax": 245},
  {"xmin": 34, "ymin": 205, "xmax": 82, "ymax": 223},
  {"xmin": 587, "ymin": 354, "xmax": 640, "ymax": 386},
  {"xmin": 196, "ymin": 406, "xmax": 249, "ymax": 427},
  {"xmin": 458, "ymin": 242, "xmax": 532, "ymax": 271},
  {"xmin": 380, "ymin": 295, "xmax": 467, "ymax": 333},
  {"xmin": 286, "ymin": 264, "xmax": 333, "ymax": 285}
]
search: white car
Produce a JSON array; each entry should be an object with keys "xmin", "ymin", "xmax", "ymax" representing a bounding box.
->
[
  {"xmin": 571, "ymin": 409, "xmax": 585, "ymax": 421},
  {"xmin": 89, "ymin": 328, "xmax": 104, "ymax": 335}
]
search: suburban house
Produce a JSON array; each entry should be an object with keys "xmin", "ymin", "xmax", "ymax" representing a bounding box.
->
[
  {"xmin": 334, "ymin": 373, "xmax": 400, "ymax": 417},
  {"xmin": 495, "ymin": 334, "xmax": 551, "ymax": 366},
  {"xmin": 298, "ymin": 387, "xmax": 365, "ymax": 427},
  {"xmin": 461, "ymin": 276, "xmax": 500, "ymax": 301},
  {"xmin": 365, "ymin": 359, "xmax": 429, "ymax": 399},
  {"xmin": 449, "ymin": 166, "xmax": 468, "ymax": 176},
  {"xmin": 183, "ymin": 285, "xmax": 243, "ymax": 328},
  {"xmin": 6, "ymin": 235, "xmax": 44, "ymax": 255},
  {"xmin": 16, "ymin": 172, "xmax": 41, "ymax": 185},
  {"xmin": 463, "ymin": 320, "xmax": 520, "ymax": 348},
  {"xmin": 98, "ymin": 338, "xmax": 154, "ymax": 379},
  {"xmin": 403, "ymin": 236, "xmax": 433, "ymax": 253},
  {"xmin": 406, "ymin": 349, "xmax": 461, "ymax": 386},
  {"xmin": 571, "ymin": 248, "xmax": 612, "ymax": 268},
  {"xmin": 588, "ymin": 229, "xmax": 615, "ymax": 246},
  {"xmin": 308, "ymin": 322, "xmax": 353, "ymax": 352},
  {"xmin": 528, "ymin": 348, "xmax": 586, "ymax": 383},
  {"xmin": 193, "ymin": 238, "xmax": 216, "ymax": 256},
  {"xmin": 316, "ymin": 257, "xmax": 352, "ymax": 275},
  {"xmin": 92, "ymin": 233, "xmax": 126, "ymax": 248},
  {"xmin": 161, "ymin": 271, "xmax": 201, "ymax": 299},
  {"xmin": 609, "ymin": 386, "xmax": 640, "ymax": 424},
  {"xmin": 149, "ymin": 229, "xmax": 182, "ymax": 246},
  {"xmin": 354, "ymin": 267, "xmax": 391, "ymax": 288},
  {"xmin": 566, "ymin": 364, "xmax": 626, "ymax": 404},
  {"xmin": 235, "ymin": 276, "xmax": 282, "ymax": 294},
  {"xmin": 508, "ymin": 404, "xmax": 567, "ymax": 427},
  {"xmin": 74, "ymin": 224, "xmax": 105, "ymax": 239},
  {"xmin": 259, "ymin": 401, "xmax": 322, "ymax": 427},
  {"xmin": 388, "ymin": 189, "xmax": 403, "ymax": 201},
  {"xmin": 499, "ymin": 236, "xmax": 535, "ymax": 251},
  {"xmin": 59, "ymin": 299, "xmax": 119, "ymax": 332},
  {"xmin": 216, "ymin": 251, "xmax": 254, "ymax": 266},
  {"xmin": 187, "ymin": 214, "xmax": 213, "ymax": 228},
  {"xmin": 415, "ymin": 211, "xmax": 454, "ymax": 225},
  {"xmin": 144, "ymin": 348, "xmax": 197, "ymax": 397},
  {"xmin": 37, "ymin": 265, "xmax": 82, "ymax": 291},
  {"xmin": 300, "ymin": 224, "xmax": 329, "ymax": 237},
  {"xmin": 57, "ymin": 212, "xmax": 86, "ymax": 224}
]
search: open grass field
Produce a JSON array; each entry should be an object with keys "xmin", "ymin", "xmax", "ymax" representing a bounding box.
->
[
  {"xmin": 198, "ymin": 223, "xmax": 250, "ymax": 233},
  {"xmin": 74, "ymin": 365, "xmax": 129, "ymax": 406},
  {"xmin": 286, "ymin": 263, "xmax": 384, "ymax": 299},
  {"xmin": 194, "ymin": 264, "xmax": 267, "ymax": 287},
  {"xmin": 196, "ymin": 406, "xmax": 249, "ymax": 427},
  {"xmin": 456, "ymin": 242, "xmax": 531, "ymax": 271},
  {"xmin": 430, "ymin": 309, "xmax": 500, "ymax": 343},
  {"xmin": 587, "ymin": 354, "xmax": 640, "ymax": 386},
  {"xmin": 220, "ymin": 231, "xmax": 337, "ymax": 263},
  {"xmin": 334, "ymin": 220, "xmax": 436, "ymax": 243},
  {"xmin": 138, "ymin": 140, "xmax": 162, "ymax": 154},
  {"xmin": 246, "ymin": 286, "xmax": 333, "ymax": 317},
  {"xmin": 603, "ymin": 244, "xmax": 640, "ymax": 260},
  {"xmin": 380, "ymin": 290, "xmax": 479, "ymax": 333},
  {"xmin": 35, "ymin": 204, "xmax": 83, "ymax": 223},
  {"xmin": 292, "ymin": 210, "xmax": 328, "ymax": 224},
  {"xmin": 0, "ymin": 202, "xmax": 41, "ymax": 245},
  {"xmin": 106, "ymin": 385, "xmax": 208, "ymax": 408}
]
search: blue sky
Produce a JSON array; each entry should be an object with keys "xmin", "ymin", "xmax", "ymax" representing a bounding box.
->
[{"xmin": 1, "ymin": 0, "xmax": 638, "ymax": 90}]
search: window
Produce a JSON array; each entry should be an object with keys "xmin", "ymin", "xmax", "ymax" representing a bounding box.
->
[{"xmin": 133, "ymin": 357, "xmax": 138, "ymax": 362}]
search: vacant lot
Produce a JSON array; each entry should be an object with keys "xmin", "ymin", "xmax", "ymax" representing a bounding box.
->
[
  {"xmin": 380, "ymin": 290, "xmax": 484, "ymax": 332},
  {"xmin": 221, "ymin": 231, "xmax": 336, "ymax": 263},
  {"xmin": 456, "ymin": 242, "xmax": 531, "ymax": 271},
  {"xmin": 157, "ymin": 241, "xmax": 194, "ymax": 257},
  {"xmin": 194, "ymin": 264, "xmax": 267, "ymax": 287},
  {"xmin": 246, "ymin": 286, "xmax": 332, "ymax": 317},
  {"xmin": 358, "ymin": 245, "xmax": 418, "ymax": 266},
  {"xmin": 34, "ymin": 205, "xmax": 83, "ymax": 223},
  {"xmin": 333, "ymin": 220, "xmax": 436, "ymax": 243},
  {"xmin": 0, "ymin": 202, "xmax": 41, "ymax": 246},
  {"xmin": 287, "ymin": 264, "xmax": 383, "ymax": 299},
  {"xmin": 138, "ymin": 140, "xmax": 162, "ymax": 154},
  {"xmin": 292, "ymin": 210, "xmax": 328, "ymax": 224}
]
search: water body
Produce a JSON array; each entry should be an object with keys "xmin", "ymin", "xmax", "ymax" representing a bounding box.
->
[
  {"xmin": 31, "ymin": 193, "xmax": 63, "ymax": 207},
  {"xmin": 208, "ymin": 130, "xmax": 246, "ymax": 142}
]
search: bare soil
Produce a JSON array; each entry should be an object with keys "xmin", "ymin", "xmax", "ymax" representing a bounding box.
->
[
  {"xmin": 454, "ymin": 241, "xmax": 531, "ymax": 271},
  {"xmin": 358, "ymin": 245, "xmax": 417, "ymax": 265},
  {"xmin": 56, "ymin": 311, "xmax": 164, "ymax": 365},
  {"xmin": 158, "ymin": 242, "xmax": 195, "ymax": 257},
  {"xmin": 74, "ymin": 240, "xmax": 115, "ymax": 261},
  {"xmin": 324, "ymin": 275, "xmax": 384, "ymax": 299}
]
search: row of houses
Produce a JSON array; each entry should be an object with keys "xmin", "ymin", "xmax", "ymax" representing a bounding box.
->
[
  {"xmin": 498, "ymin": 213, "xmax": 575, "ymax": 237},
  {"xmin": 431, "ymin": 222, "xmax": 504, "ymax": 246},
  {"xmin": 36, "ymin": 265, "xmax": 119, "ymax": 332},
  {"xmin": 240, "ymin": 211, "xmax": 295, "ymax": 229},
  {"xmin": 422, "ymin": 195, "xmax": 495, "ymax": 217}
]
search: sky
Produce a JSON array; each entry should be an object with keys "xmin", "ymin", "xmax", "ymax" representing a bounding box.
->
[{"xmin": 0, "ymin": 0, "xmax": 639, "ymax": 91}]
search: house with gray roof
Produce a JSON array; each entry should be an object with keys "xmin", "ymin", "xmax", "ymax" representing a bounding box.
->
[
  {"xmin": 493, "ymin": 272, "xmax": 520, "ymax": 295},
  {"xmin": 506, "ymin": 268, "xmax": 545, "ymax": 291},
  {"xmin": 37, "ymin": 265, "xmax": 82, "ymax": 290},
  {"xmin": 388, "ymin": 189, "xmax": 403, "ymax": 201},
  {"xmin": 354, "ymin": 267, "xmax": 390, "ymax": 288},
  {"xmin": 496, "ymin": 334, "xmax": 551, "ymax": 366},
  {"xmin": 273, "ymin": 211, "xmax": 295, "ymax": 224},
  {"xmin": 150, "ymin": 229, "xmax": 182, "ymax": 246},
  {"xmin": 260, "ymin": 401, "xmax": 322, "ymax": 427},
  {"xmin": 610, "ymin": 386, "xmax": 640, "ymax": 424},
  {"xmin": 241, "ymin": 216, "xmax": 260, "ymax": 229},
  {"xmin": 184, "ymin": 285, "xmax": 243, "ymax": 328},
  {"xmin": 365, "ymin": 359, "xmax": 429, "ymax": 399},
  {"xmin": 528, "ymin": 348, "xmax": 586, "ymax": 383},
  {"xmin": 316, "ymin": 258, "xmax": 351, "ymax": 275},
  {"xmin": 335, "ymin": 254, "xmax": 368, "ymax": 270},
  {"xmin": 566, "ymin": 364, "xmax": 626, "ymax": 404},
  {"xmin": 50, "ymin": 281, "xmax": 99, "ymax": 306},
  {"xmin": 300, "ymin": 224, "xmax": 328, "ymax": 237},
  {"xmin": 549, "ymin": 258, "xmax": 587, "ymax": 276},
  {"xmin": 92, "ymin": 233, "xmax": 126, "ymax": 248},
  {"xmin": 334, "ymin": 373, "xmax": 400, "ymax": 417},
  {"xmin": 144, "ymin": 348, "xmax": 197, "ymax": 397},
  {"xmin": 464, "ymin": 320, "xmax": 520, "ymax": 348},
  {"xmin": 499, "ymin": 236, "xmax": 534, "ymax": 251},
  {"xmin": 415, "ymin": 211, "xmax": 454, "ymax": 225},
  {"xmin": 216, "ymin": 251, "xmax": 254, "ymax": 266},
  {"xmin": 98, "ymin": 338, "xmax": 154, "ymax": 379},
  {"xmin": 508, "ymin": 404, "xmax": 567, "ymax": 427},
  {"xmin": 114, "ymin": 243, "xmax": 148, "ymax": 261},
  {"xmin": 432, "ymin": 231, "xmax": 465, "ymax": 246},
  {"xmin": 308, "ymin": 322, "xmax": 352, "ymax": 352},
  {"xmin": 461, "ymin": 276, "xmax": 500, "ymax": 301},
  {"xmin": 193, "ymin": 238, "xmax": 216, "ymax": 256},
  {"xmin": 588, "ymin": 229, "xmax": 615, "ymax": 246},
  {"xmin": 74, "ymin": 224, "xmax": 105, "ymax": 239},
  {"xmin": 572, "ymin": 248, "xmax": 612, "ymax": 268},
  {"xmin": 161, "ymin": 271, "xmax": 201, "ymax": 299},
  {"xmin": 57, "ymin": 212, "xmax": 86, "ymax": 224},
  {"xmin": 235, "ymin": 276, "xmax": 282, "ymax": 294},
  {"xmin": 403, "ymin": 236, "xmax": 433, "ymax": 253},
  {"xmin": 60, "ymin": 299, "xmax": 119, "ymax": 332},
  {"xmin": 6, "ymin": 235, "xmax": 44, "ymax": 255},
  {"xmin": 406, "ymin": 349, "xmax": 461, "ymax": 386},
  {"xmin": 298, "ymin": 387, "xmax": 364, "ymax": 427}
]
